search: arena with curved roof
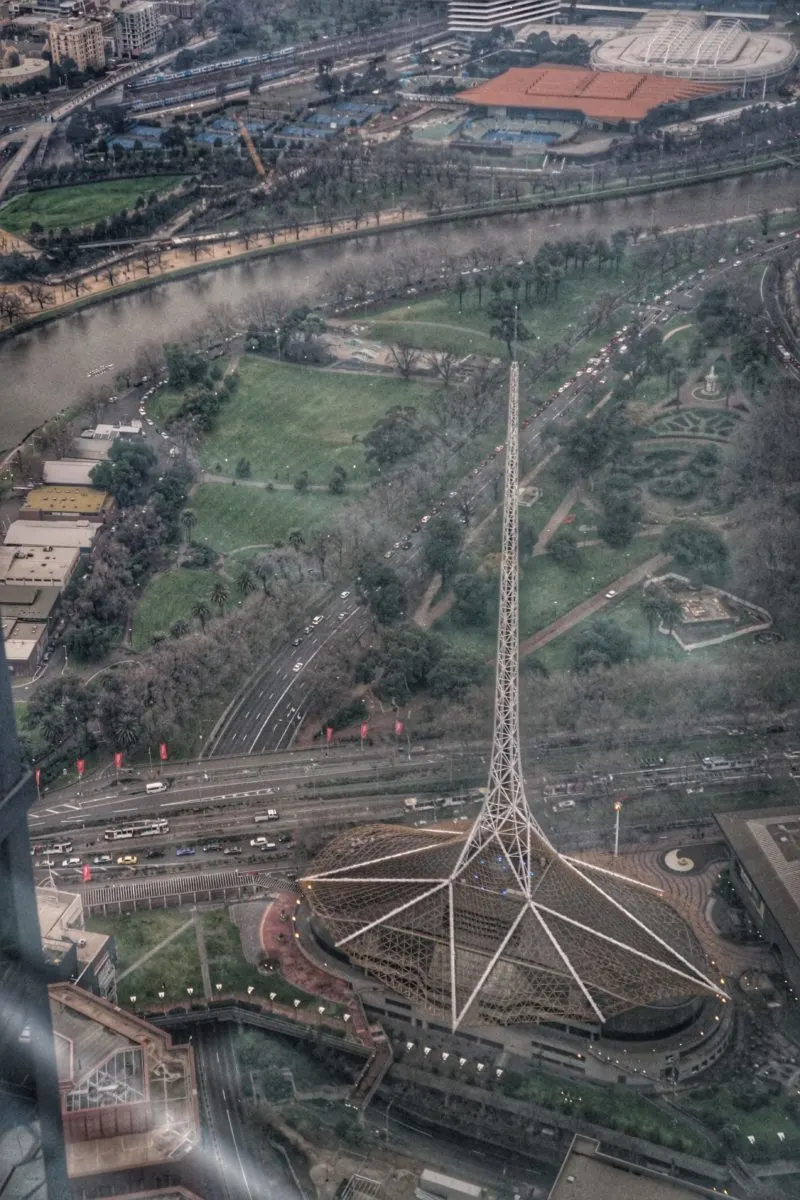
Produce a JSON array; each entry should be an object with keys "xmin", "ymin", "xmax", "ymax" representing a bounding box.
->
[{"xmin": 591, "ymin": 11, "xmax": 797, "ymax": 87}]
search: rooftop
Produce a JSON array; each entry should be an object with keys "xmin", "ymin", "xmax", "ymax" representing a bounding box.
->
[
  {"xmin": 549, "ymin": 1136, "xmax": 725, "ymax": 1198},
  {"xmin": 716, "ymin": 806, "xmax": 800, "ymax": 964},
  {"xmin": 36, "ymin": 886, "xmax": 111, "ymax": 974},
  {"xmin": 42, "ymin": 460, "xmax": 100, "ymax": 487},
  {"xmin": 21, "ymin": 485, "xmax": 112, "ymax": 515},
  {"xmin": 0, "ymin": 584, "xmax": 61, "ymax": 622},
  {"xmin": 457, "ymin": 65, "xmax": 722, "ymax": 123},
  {"xmin": 0, "ymin": 545, "xmax": 79, "ymax": 587},
  {"xmin": 5, "ymin": 519, "xmax": 98, "ymax": 551}
]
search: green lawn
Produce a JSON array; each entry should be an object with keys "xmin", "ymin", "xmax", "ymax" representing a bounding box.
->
[
  {"xmin": 0, "ymin": 176, "xmax": 185, "ymax": 235},
  {"xmin": 85, "ymin": 909, "xmax": 192, "ymax": 974},
  {"xmin": 132, "ymin": 568, "xmax": 220, "ymax": 650},
  {"xmin": 192, "ymin": 482, "xmax": 350, "ymax": 553},
  {"xmin": 680, "ymin": 1081, "xmax": 800, "ymax": 1162},
  {"xmin": 197, "ymin": 355, "xmax": 432, "ymax": 484}
]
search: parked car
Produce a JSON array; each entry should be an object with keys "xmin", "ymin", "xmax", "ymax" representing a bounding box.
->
[
  {"xmin": 175, "ymin": 846, "xmax": 196, "ymax": 857},
  {"xmin": 117, "ymin": 855, "xmax": 138, "ymax": 865},
  {"xmin": 92, "ymin": 854, "xmax": 113, "ymax": 865}
]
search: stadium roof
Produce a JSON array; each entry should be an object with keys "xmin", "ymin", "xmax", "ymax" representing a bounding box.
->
[{"xmin": 457, "ymin": 65, "xmax": 723, "ymax": 123}]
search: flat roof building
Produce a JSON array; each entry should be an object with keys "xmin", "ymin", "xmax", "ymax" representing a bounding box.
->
[
  {"xmin": 42, "ymin": 459, "xmax": 100, "ymax": 487},
  {"xmin": 448, "ymin": 0, "xmax": 559, "ymax": 33},
  {"xmin": 115, "ymin": 0, "xmax": 158, "ymax": 57},
  {"xmin": 36, "ymin": 887, "xmax": 116, "ymax": 1000},
  {"xmin": 49, "ymin": 983, "xmax": 200, "ymax": 1179},
  {"xmin": 48, "ymin": 17, "xmax": 105, "ymax": 70},
  {"xmin": 0, "ymin": 584, "xmax": 61, "ymax": 625},
  {"xmin": 0, "ymin": 545, "xmax": 79, "ymax": 589},
  {"xmin": 716, "ymin": 805, "xmax": 800, "ymax": 997},
  {"xmin": 3, "ymin": 619, "xmax": 47, "ymax": 675},
  {"xmin": 457, "ymin": 65, "xmax": 723, "ymax": 127},
  {"xmin": 5, "ymin": 519, "xmax": 99, "ymax": 552},
  {"xmin": 20, "ymin": 484, "xmax": 113, "ymax": 521},
  {"xmin": 549, "ymin": 1135, "xmax": 731, "ymax": 1198}
]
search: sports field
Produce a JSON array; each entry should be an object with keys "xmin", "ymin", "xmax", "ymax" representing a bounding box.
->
[{"xmin": 0, "ymin": 176, "xmax": 185, "ymax": 234}]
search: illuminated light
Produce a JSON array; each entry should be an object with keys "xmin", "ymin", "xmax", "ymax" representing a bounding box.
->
[
  {"xmin": 293, "ymin": 999, "xmax": 301, "ymax": 1008},
  {"xmin": 129, "ymin": 995, "xmax": 137, "ymax": 1004}
]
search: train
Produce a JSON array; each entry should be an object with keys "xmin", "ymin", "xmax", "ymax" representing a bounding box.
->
[
  {"xmin": 129, "ymin": 46, "xmax": 296, "ymax": 90},
  {"xmin": 104, "ymin": 818, "xmax": 170, "ymax": 841}
]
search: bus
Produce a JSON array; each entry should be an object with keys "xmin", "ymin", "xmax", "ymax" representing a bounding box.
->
[
  {"xmin": 254, "ymin": 809, "xmax": 279, "ymax": 822},
  {"xmin": 104, "ymin": 818, "xmax": 170, "ymax": 841},
  {"xmin": 41, "ymin": 841, "xmax": 73, "ymax": 855}
]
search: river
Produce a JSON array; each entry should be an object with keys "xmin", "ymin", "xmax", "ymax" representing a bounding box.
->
[{"xmin": 0, "ymin": 169, "xmax": 796, "ymax": 452}]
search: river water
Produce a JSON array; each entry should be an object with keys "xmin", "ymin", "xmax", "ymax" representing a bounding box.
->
[{"xmin": 0, "ymin": 169, "xmax": 795, "ymax": 452}]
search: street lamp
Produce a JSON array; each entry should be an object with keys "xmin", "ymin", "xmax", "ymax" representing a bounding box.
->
[
  {"xmin": 613, "ymin": 799, "xmax": 623, "ymax": 857},
  {"xmin": 129, "ymin": 995, "xmax": 136, "ymax": 1004},
  {"xmin": 158, "ymin": 990, "xmax": 165, "ymax": 1000},
  {"xmin": 186, "ymin": 987, "xmax": 194, "ymax": 997},
  {"xmin": 215, "ymin": 982, "xmax": 222, "ymax": 992}
]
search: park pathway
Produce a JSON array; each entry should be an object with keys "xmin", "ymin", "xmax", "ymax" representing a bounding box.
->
[
  {"xmin": 116, "ymin": 916, "xmax": 195, "ymax": 983},
  {"xmin": 518, "ymin": 552, "xmax": 670, "ymax": 659},
  {"xmin": 531, "ymin": 484, "xmax": 581, "ymax": 556},
  {"xmin": 193, "ymin": 909, "xmax": 213, "ymax": 1001}
]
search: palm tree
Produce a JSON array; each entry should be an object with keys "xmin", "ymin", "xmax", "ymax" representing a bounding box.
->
[
  {"xmin": 210, "ymin": 579, "xmax": 229, "ymax": 615},
  {"xmin": 114, "ymin": 720, "xmax": 140, "ymax": 752},
  {"xmin": 191, "ymin": 599, "xmax": 212, "ymax": 631},
  {"xmin": 287, "ymin": 528, "xmax": 305, "ymax": 552},
  {"xmin": 641, "ymin": 593, "xmax": 663, "ymax": 647},
  {"xmin": 658, "ymin": 596, "xmax": 683, "ymax": 635},
  {"xmin": 181, "ymin": 509, "xmax": 197, "ymax": 541},
  {"xmin": 672, "ymin": 368, "xmax": 687, "ymax": 408},
  {"xmin": 236, "ymin": 568, "xmax": 257, "ymax": 599},
  {"xmin": 252, "ymin": 555, "xmax": 274, "ymax": 597},
  {"xmin": 170, "ymin": 618, "xmax": 190, "ymax": 638}
]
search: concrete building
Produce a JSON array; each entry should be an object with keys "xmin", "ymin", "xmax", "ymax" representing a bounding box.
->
[
  {"xmin": 49, "ymin": 982, "xmax": 200, "ymax": 1179},
  {"xmin": 79, "ymin": 418, "xmax": 143, "ymax": 440},
  {"xmin": 548, "ymin": 1134, "xmax": 728, "ymax": 1198},
  {"xmin": 48, "ymin": 16, "xmax": 105, "ymax": 70},
  {"xmin": 0, "ymin": 544, "xmax": 79, "ymax": 589},
  {"xmin": 2, "ymin": 618, "xmax": 48, "ymax": 675},
  {"xmin": 36, "ymin": 887, "xmax": 117, "ymax": 1000},
  {"xmin": 4, "ymin": 518, "xmax": 99, "ymax": 553},
  {"xmin": 114, "ymin": 0, "xmax": 158, "ymax": 57},
  {"xmin": 716, "ymin": 805, "xmax": 800, "ymax": 997},
  {"xmin": 0, "ymin": 628, "xmax": 69, "ymax": 1197},
  {"xmin": 20, "ymin": 484, "xmax": 114, "ymax": 521},
  {"xmin": 0, "ymin": 583, "xmax": 61, "ymax": 627},
  {"xmin": 42, "ymin": 458, "xmax": 100, "ymax": 487},
  {"xmin": 448, "ymin": 0, "xmax": 559, "ymax": 32}
]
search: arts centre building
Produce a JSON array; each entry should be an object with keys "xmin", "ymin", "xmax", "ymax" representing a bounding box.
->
[{"xmin": 301, "ymin": 365, "xmax": 733, "ymax": 1089}]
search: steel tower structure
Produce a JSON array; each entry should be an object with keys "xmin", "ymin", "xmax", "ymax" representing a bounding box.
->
[{"xmin": 303, "ymin": 362, "xmax": 726, "ymax": 1031}]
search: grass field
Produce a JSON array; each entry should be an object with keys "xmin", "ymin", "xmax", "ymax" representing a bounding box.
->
[
  {"xmin": 198, "ymin": 355, "xmax": 432, "ymax": 484},
  {"xmin": 0, "ymin": 176, "xmax": 185, "ymax": 235},
  {"xmin": 192, "ymin": 483, "xmax": 349, "ymax": 553},
  {"xmin": 131, "ymin": 568, "xmax": 220, "ymax": 650},
  {"xmin": 86, "ymin": 907, "xmax": 335, "ymax": 1010}
]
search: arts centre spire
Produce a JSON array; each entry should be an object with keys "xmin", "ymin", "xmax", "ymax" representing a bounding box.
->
[{"xmin": 303, "ymin": 360, "xmax": 725, "ymax": 1031}]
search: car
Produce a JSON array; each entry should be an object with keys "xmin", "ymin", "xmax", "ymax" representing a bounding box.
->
[
  {"xmin": 340, "ymin": 591, "xmax": 351, "ymax": 599},
  {"xmin": 224, "ymin": 846, "xmax": 243, "ymax": 855},
  {"xmin": 61, "ymin": 857, "xmax": 82, "ymax": 868},
  {"xmin": 41, "ymin": 858, "xmax": 55, "ymax": 868},
  {"xmin": 160, "ymin": 431, "xmax": 168, "ymax": 440},
  {"xmin": 92, "ymin": 853, "xmax": 113, "ymax": 865},
  {"xmin": 291, "ymin": 637, "xmax": 302, "ymax": 647},
  {"xmin": 338, "ymin": 611, "xmax": 347, "ymax": 620},
  {"xmin": 145, "ymin": 418, "xmax": 154, "ymax": 426},
  {"xmin": 202, "ymin": 842, "xmax": 222, "ymax": 853},
  {"xmin": 303, "ymin": 625, "xmax": 312, "ymax": 635},
  {"xmin": 420, "ymin": 515, "xmax": 431, "ymax": 525},
  {"xmin": 686, "ymin": 786, "xmax": 705, "ymax": 795},
  {"xmin": 312, "ymin": 614, "xmax": 324, "ymax": 626},
  {"xmin": 552, "ymin": 800, "xmax": 576, "ymax": 812},
  {"xmin": 145, "ymin": 849, "xmax": 164, "ymax": 859},
  {"xmin": 293, "ymin": 661, "xmax": 303, "ymax": 673},
  {"xmin": 117, "ymin": 854, "xmax": 138, "ymax": 866},
  {"xmin": 494, "ymin": 444, "xmax": 504, "ymax": 454},
  {"xmin": 448, "ymin": 491, "xmax": 458, "ymax": 499},
  {"xmin": 384, "ymin": 550, "xmax": 393, "ymax": 559},
  {"xmin": 175, "ymin": 846, "xmax": 195, "ymax": 857},
  {"xmin": 605, "ymin": 590, "xmax": 617, "ymax": 599},
  {"xmin": 250, "ymin": 837, "xmax": 276, "ymax": 848}
]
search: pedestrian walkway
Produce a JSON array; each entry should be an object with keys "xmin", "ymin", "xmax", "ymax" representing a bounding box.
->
[
  {"xmin": 194, "ymin": 909, "xmax": 213, "ymax": 1000},
  {"xmin": 531, "ymin": 484, "xmax": 581, "ymax": 556}
]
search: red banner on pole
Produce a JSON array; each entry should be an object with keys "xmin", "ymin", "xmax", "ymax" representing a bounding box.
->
[
  {"xmin": 35, "ymin": 768, "xmax": 41, "ymax": 786},
  {"xmin": 76, "ymin": 759, "xmax": 85, "ymax": 777},
  {"xmin": 82, "ymin": 864, "xmax": 92, "ymax": 883},
  {"xmin": 395, "ymin": 720, "xmax": 404, "ymax": 736},
  {"xmin": 159, "ymin": 742, "xmax": 168, "ymax": 761},
  {"xmin": 360, "ymin": 722, "xmax": 368, "ymax": 740},
  {"xmin": 325, "ymin": 726, "xmax": 334, "ymax": 743},
  {"xmin": 114, "ymin": 751, "xmax": 124, "ymax": 769}
]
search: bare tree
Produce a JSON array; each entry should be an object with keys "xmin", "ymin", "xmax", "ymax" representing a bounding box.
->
[
  {"xmin": 20, "ymin": 281, "xmax": 53, "ymax": 311},
  {"xmin": 389, "ymin": 341, "xmax": 420, "ymax": 381},
  {"xmin": 426, "ymin": 349, "xmax": 458, "ymax": 388},
  {"xmin": 138, "ymin": 247, "xmax": 160, "ymax": 276},
  {"xmin": 0, "ymin": 291, "xmax": 25, "ymax": 325}
]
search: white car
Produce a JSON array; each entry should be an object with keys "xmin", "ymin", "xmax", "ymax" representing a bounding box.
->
[
  {"xmin": 420, "ymin": 515, "xmax": 431, "ymax": 525},
  {"xmin": 605, "ymin": 590, "xmax": 617, "ymax": 599},
  {"xmin": 338, "ymin": 611, "xmax": 347, "ymax": 620},
  {"xmin": 61, "ymin": 857, "xmax": 82, "ymax": 867},
  {"xmin": 340, "ymin": 590, "xmax": 351, "ymax": 599},
  {"xmin": 312, "ymin": 614, "xmax": 324, "ymax": 626},
  {"xmin": 552, "ymin": 800, "xmax": 576, "ymax": 812},
  {"xmin": 292, "ymin": 661, "xmax": 303, "ymax": 673}
]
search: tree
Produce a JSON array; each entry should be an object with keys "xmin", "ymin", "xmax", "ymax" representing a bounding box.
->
[
  {"xmin": 170, "ymin": 618, "xmax": 190, "ymax": 638},
  {"xmin": 181, "ymin": 509, "xmax": 197, "ymax": 541},
  {"xmin": 661, "ymin": 521, "xmax": 729, "ymax": 584},
  {"xmin": 28, "ymin": 676, "xmax": 93, "ymax": 753},
  {"xmin": 288, "ymin": 528, "xmax": 305, "ymax": 551},
  {"xmin": 236, "ymin": 568, "xmax": 257, "ymax": 598},
  {"xmin": 252, "ymin": 555, "xmax": 274, "ymax": 597},
  {"xmin": 423, "ymin": 517, "xmax": 463, "ymax": 586},
  {"xmin": 486, "ymin": 298, "xmax": 530, "ymax": 358},
  {"xmin": 363, "ymin": 406, "xmax": 424, "ymax": 469},
  {"xmin": 210, "ymin": 579, "xmax": 229, "ymax": 614},
  {"xmin": 573, "ymin": 618, "xmax": 633, "ymax": 672},
  {"xmin": 329, "ymin": 465, "xmax": 347, "ymax": 494},
  {"xmin": 357, "ymin": 558, "xmax": 406, "ymax": 625},
  {"xmin": 598, "ymin": 492, "xmax": 641, "ymax": 549},
  {"xmin": 191, "ymin": 599, "xmax": 211, "ymax": 630},
  {"xmin": 294, "ymin": 472, "xmax": 310, "ymax": 493},
  {"xmin": 641, "ymin": 592, "xmax": 662, "ymax": 646},
  {"xmin": 90, "ymin": 440, "xmax": 156, "ymax": 507},
  {"xmin": 547, "ymin": 528, "xmax": 582, "ymax": 569},
  {"xmin": 427, "ymin": 649, "xmax": 484, "ymax": 699},
  {"xmin": 452, "ymin": 575, "xmax": 491, "ymax": 628},
  {"xmin": 389, "ymin": 341, "xmax": 419, "ymax": 381},
  {"xmin": 235, "ymin": 457, "xmax": 252, "ymax": 478}
]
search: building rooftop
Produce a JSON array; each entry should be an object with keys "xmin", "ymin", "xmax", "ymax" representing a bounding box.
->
[
  {"xmin": 0, "ymin": 584, "xmax": 61, "ymax": 623},
  {"xmin": 0, "ymin": 545, "xmax": 79, "ymax": 587},
  {"xmin": 49, "ymin": 983, "xmax": 199, "ymax": 1177},
  {"xmin": 42, "ymin": 460, "xmax": 100, "ymax": 487},
  {"xmin": 36, "ymin": 886, "xmax": 111, "ymax": 975},
  {"xmin": 4, "ymin": 620, "xmax": 47, "ymax": 664},
  {"xmin": 5, "ymin": 519, "xmax": 98, "ymax": 551},
  {"xmin": 549, "ymin": 1135, "xmax": 728, "ymax": 1197},
  {"xmin": 21, "ymin": 485, "xmax": 111, "ymax": 515},
  {"xmin": 716, "ymin": 805, "xmax": 800, "ymax": 966},
  {"xmin": 457, "ymin": 65, "xmax": 722, "ymax": 123}
]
